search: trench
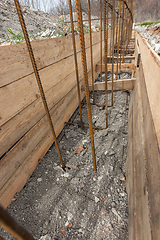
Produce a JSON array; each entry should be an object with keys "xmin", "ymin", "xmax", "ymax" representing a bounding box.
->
[{"xmin": 0, "ymin": 70, "xmax": 131, "ymax": 239}]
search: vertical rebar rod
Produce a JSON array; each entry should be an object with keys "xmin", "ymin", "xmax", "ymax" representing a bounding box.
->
[
  {"xmin": 88, "ymin": 0, "xmax": 95, "ymax": 103},
  {"xmin": 75, "ymin": 0, "xmax": 96, "ymax": 171},
  {"xmin": 68, "ymin": 0, "xmax": 83, "ymax": 129},
  {"xmin": 104, "ymin": 0, "xmax": 108, "ymax": 129},
  {"xmin": 14, "ymin": 0, "xmax": 65, "ymax": 169},
  {"xmin": 100, "ymin": 0, "xmax": 103, "ymax": 82},
  {"xmin": 0, "ymin": 205, "xmax": 35, "ymax": 240},
  {"xmin": 122, "ymin": 6, "xmax": 127, "ymax": 62},
  {"xmin": 111, "ymin": 0, "xmax": 115, "ymax": 106},
  {"xmin": 119, "ymin": 1, "xmax": 124, "ymax": 73},
  {"xmin": 116, "ymin": 0, "xmax": 121, "ymax": 80}
]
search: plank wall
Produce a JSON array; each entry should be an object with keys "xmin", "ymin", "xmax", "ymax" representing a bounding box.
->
[
  {"xmin": 0, "ymin": 32, "xmax": 106, "ymax": 208},
  {"xmin": 126, "ymin": 32, "xmax": 160, "ymax": 239}
]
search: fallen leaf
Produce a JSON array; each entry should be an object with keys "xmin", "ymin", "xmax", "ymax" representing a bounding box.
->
[
  {"xmin": 74, "ymin": 145, "xmax": 84, "ymax": 154},
  {"xmin": 68, "ymin": 223, "xmax": 72, "ymax": 228},
  {"xmin": 62, "ymin": 229, "xmax": 66, "ymax": 235},
  {"xmin": 105, "ymin": 227, "xmax": 109, "ymax": 233}
]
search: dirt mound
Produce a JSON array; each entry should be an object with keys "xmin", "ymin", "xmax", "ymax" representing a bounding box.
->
[{"xmin": 0, "ymin": 0, "xmax": 101, "ymax": 45}]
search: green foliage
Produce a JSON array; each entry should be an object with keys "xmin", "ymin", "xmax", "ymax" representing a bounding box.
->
[
  {"xmin": 140, "ymin": 21, "xmax": 154, "ymax": 26},
  {"xmin": 6, "ymin": 28, "xmax": 25, "ymax": 43},
  {"xmin": 154, "ymin": 20, "xmax": 160, "ymax": 25}
]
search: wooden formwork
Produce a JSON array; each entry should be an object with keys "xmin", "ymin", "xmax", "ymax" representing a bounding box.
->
[
  {"xmin": 127, "ymin": 32, "xmax": 160, "ymax": 239},
  {"xmin": 0, "ymin": 32, "xmax": 104, "ymax": 208}
]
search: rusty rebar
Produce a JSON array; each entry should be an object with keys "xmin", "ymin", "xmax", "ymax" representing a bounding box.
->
[
  {"xmin": 75, "ymin": 0, "xmax": 96, "ymax": 171},
  {"xmin": 0, "ymin": 205, "xmax": 35, "ymax": 240},
  {"xmin": 68, "ymin": 0, "xmax": 83, "ymax": 130},
  {"xmin": 100, "ymin": 0, "xmax": 103, "ymax": 82},
  {"xmin": 14, "ymin": 0, "xmax": 65, "ymax": 169},
  {"xmin": 104, "ymin": 0, "xmax": 108, "ymax": 129},
  {"xmin": 111, "ymin": 0, "xmax": 116, "ymax": 106},
  {"xmin": 88, "ymin": 0, "xmax": 95, "ymax": 103},
  {"xmin": 116, "ymin": 0, "xmax": 122, "ymax": 80}
]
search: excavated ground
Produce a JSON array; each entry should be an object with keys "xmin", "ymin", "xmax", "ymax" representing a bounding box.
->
[{"xmin": 0, "ymin": 71, "xmax": 131, "ymax": 240}]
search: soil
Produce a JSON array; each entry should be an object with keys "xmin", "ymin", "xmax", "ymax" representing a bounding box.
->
[
  {"xmin": 0, "ymin": 72, "xmax": 130, "ymax": 239},
  {"xmin": 135, "ymin": 25, "xmax": 160, "ymax": 55},
  {"xmin": 0, "ymin": 0, "xmax": 100, "ymax": 44}
]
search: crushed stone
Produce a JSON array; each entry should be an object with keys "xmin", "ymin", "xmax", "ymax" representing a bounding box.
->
[{"xmin": 0, "ymin": 86, "xmax": 130, "ymax": 239}]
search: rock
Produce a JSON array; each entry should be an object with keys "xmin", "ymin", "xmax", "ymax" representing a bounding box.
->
[
  {"xmin": 54, "ymin": 166, "xmax": 62, "ymax": 170},
  {"xmin": 63, "ymin": 172, "xmax": 69, "ymax": 178},
  {"xmin": 155, "ymin": 43, "xmax": 160, "ymax": 52},
  {"xmin": 112, "ymin": 208, "xmax": 121, "ymax": 222},
  {"xmin": 37, "ymin": 178, "xmax": 42, "ymax": 182},
  {"xmin": 95, "ymin": 196, "xmax": 100, "ymax": 203},
  {"xmin": 39, "ymin": 235, "xmax": 51, "ymax": 240},
  {"xmin": 67, "ymin": 212, "xmax": 73, "ymax": 221}
]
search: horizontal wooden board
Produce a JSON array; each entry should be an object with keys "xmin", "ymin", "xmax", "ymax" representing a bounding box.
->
[
  {"xmin": 0, "ymin": 84, "xmax": 85, "ymax": 208},
  {"xmin": 0, "ymin": 40, "xmax": 103, "ymax": 128},
  {"xmin": 95, "ymin": 63, "xmax": 135, "ymax": 72},
  {"xmin": 89, "ymin": 78, "xmax": 136, "ymax": 91},
  {"xmin": 0, "ymin": 32, "xmax": 101, "ymax": 88},
  {"xmin": 0, "ymin": 41, "xmax": 102, "ymax": 157},
  {"xmin": 137, "ymin": 33, "xmax": 160, "ymax": 148}
]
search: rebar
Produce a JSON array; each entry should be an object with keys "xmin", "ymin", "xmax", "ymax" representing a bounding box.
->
[
  {"xmin": 75, "ymin": 0, "xmax": 96, "ymax": 171},
  {"xmin": 104, "ymin": 0, "xmax": 108, "ymax": 129},
  {"xmin": 14, "ymin": 0, "xmax": 65, "ymax": 169},
  {"xmin": 100, "ymin": 0, "xmax": 103, "ymax": 82},
  {"xmin": 0, "ymin": 205, "xmax": 35, "ymax": 240},
  {"xmin": 68, "ymin": 0, "xmax": 83, "ymax": 130},
  {"xmin": 88, "ymin": 0, "xmax": 95, "ymax": 103}
]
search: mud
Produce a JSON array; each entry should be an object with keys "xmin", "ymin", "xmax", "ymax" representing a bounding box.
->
[{"xmin": 0, "ymin": 84, "xmax": 130, "ymax": 240}]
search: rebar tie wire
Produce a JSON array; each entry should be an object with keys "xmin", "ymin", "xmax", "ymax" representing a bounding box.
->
[{"xmin": 14, "ymin": 0, "xmax": 65, "ymax": 170}]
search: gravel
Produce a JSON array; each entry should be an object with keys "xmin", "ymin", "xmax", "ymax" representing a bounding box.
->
[{"xmin": 0, "ymin": 86, "xmax": 130, "ymax": 239}]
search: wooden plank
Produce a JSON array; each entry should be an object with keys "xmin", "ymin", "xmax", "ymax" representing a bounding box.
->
[
  {"xmin": 95, "ymin": 63, "xmax": 136, "ymax": 72},
  {"xmin": 0, "ymin": 41, "xmax": 102, "ymax": 128},
  {"xmin": 0, "ymin": 84, "xmax": 86, "ymax": 208},
  {"xmin": 0, "ymin": 44, "xmax": 101, "ymax": 191},
  {"xmin": 0, "ymin": 41, "xmax": 102, "ymax": 158},
  {"xmin": 137, "ymin": 32, "xmax": 160, "ymax": 150},
  {"xmin": 138, "ymin": 61, "xmax": 160, "ymax": 240},
  {"xmin": 127, "ymin": 33, "xmax": 160, "ymax": 240},
  {"xmin": 107, "ymin": 55, "xmax": 135, "ymax": 61},
  {"xmin": 0, "ymin": 32, "xmax": 102, "ymax": 88},
  {"xmin": 89, "ymin": 78, "xmax": 136, "ymax": 91},
  {"xmin": 0, "ymin": 80, "xmax": 83, "ymax": 190}
]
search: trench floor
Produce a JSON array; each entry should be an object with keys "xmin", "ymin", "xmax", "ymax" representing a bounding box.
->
[{"xmin": 0, "ymin": 81, "xmax": 130, "ymax": 240}]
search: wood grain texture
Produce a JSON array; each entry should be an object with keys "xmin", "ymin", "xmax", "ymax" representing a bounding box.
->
[
  {"xmin": 127, "ymin": 33, "xmax": 160, "ymax": 240},
  {"xmin": 95, "ymin": 63, "xmax": 135, "ymax": 72},
  {"xmin": 0, "ymin": 32, "xmax": 101, "ymax": 88},
  {"xmin": 0, "ymin": 32, "xmax": 103, "ymax": 207},
  {"xmin": 89, "ymin": 78, "xmax": 136, "ymax": 91}
]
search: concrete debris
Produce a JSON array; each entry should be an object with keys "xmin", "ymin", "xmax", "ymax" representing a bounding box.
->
[
  {"xmin": 39, "ymin": 235, "xmax": 51, "ymax": 240},
  {"xmin": 0, "ymin": 90, "xmax": 129, "ymax": 240},
  {"xmin": 95, "ymin": 196, "xmax": 100, "ymax": 203},
  {"xmin": 37, "ymin": 178, "xmax": 42, "ymax": 182}
]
